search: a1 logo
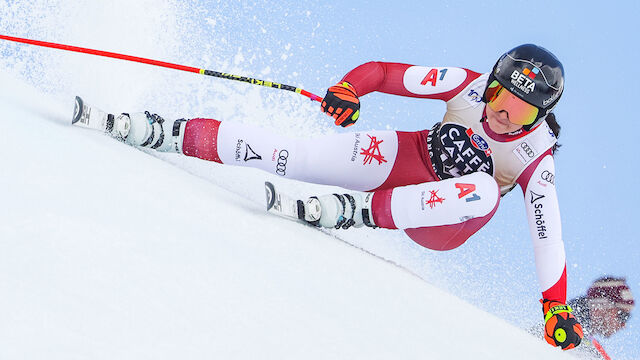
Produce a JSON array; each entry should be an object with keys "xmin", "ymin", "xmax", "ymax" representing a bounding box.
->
[
  {"xmin": 455, "ymin": 183, "xmax": 481, "ymax": 202},
  {"xmin": 421, "ymin": 68, "xmax": 448, "ymax": 86}
]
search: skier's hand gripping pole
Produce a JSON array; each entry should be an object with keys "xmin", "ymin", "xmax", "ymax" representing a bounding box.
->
[
  {"xmin": 541, "ymin": 299, "xmax": 584, "ymax": 350},
  {"xmin": 321, "ymin": 82, "xmax": 360, "ymax": 127}
]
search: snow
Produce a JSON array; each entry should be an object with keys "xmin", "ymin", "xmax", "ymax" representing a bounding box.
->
[{"xmin": 0, "ymin": 66, "xmax": 576, "ymax": 359}]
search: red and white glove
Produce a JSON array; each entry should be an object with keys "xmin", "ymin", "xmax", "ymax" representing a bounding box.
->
[
  {"xmin": 542, "ymin": 299, "xmax": 584, "ymax": 350},
  {"xmin": 321, "ymin": 82, "xmax": 360, "ymax": 127}
]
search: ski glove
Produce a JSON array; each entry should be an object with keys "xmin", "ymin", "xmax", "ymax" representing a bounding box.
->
[
  {"xmin": 542, "ymin": 299, "xmax": 584, "ymax": 350},
  {"xmin": 321, "ymin": 82, "xmax": 360, "ymax": 127}
]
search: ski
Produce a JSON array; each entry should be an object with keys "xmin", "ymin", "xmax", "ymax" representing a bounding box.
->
[
  {"xmin": 72, "ymin": 96, "xmax": 114, "ymax": 132},
  {"xmin": 264, "ymin": 181, "xmax": 307, "ymax": 223}
]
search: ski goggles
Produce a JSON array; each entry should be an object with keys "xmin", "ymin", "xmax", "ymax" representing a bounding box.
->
[{"xmin": 485, "ymin": 80, "xmax": 540, "ymax": 126}]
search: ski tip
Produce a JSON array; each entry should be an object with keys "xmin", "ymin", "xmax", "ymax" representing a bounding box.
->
[
  {"xmin": 72, "ymin": 96, "xmax": 83, "ymax": 124},
  {"xmin": 265, "ymin": 181, "xmax": 276, "ymax": 211}
]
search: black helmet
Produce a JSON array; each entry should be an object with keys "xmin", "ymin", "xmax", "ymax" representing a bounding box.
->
[{"xmin": 484, "ymin": 44, "xmax": 565, "ymax": 131}]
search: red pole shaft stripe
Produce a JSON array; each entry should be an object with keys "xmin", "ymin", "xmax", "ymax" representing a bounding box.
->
[
  {"xmin": 299, "ymin": 89, "xmax": 322, "ymax": 102},
  {"xmin": 0, "ymin": 34, "xmax": 202, "ymax": 73}
]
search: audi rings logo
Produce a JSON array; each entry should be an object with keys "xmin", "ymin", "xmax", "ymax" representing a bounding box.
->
[
  {"xmin": 276, "ymin": 149, "xmax": 289, "ymax": 176},
  {"xmin": 519, "ymin": 142, "xmax": 535, "ymax": 158},
  {"xmin": 541, "ymin": 170, "xmax": 555, "ymax": 185}
]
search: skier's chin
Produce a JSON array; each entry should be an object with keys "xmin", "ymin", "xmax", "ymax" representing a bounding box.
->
[{"xmin": 487, "ymin": 116, "xmax": 517, "ymax": 134}]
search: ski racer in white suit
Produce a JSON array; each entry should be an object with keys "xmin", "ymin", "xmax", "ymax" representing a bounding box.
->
[{"xmin": 74, "ymin": 44, "xmax": 583, "ymax": 350}]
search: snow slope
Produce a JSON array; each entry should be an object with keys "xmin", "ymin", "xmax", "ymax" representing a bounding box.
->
[{"xmin": 0, "ymin": 68, "xmax": 575, "ymax": 359}]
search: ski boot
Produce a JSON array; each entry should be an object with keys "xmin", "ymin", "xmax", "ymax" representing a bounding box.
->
[
  {"xmin": 265, "ymin": 182, "xmax": 377, "ymax": 229},
  {"xmin": 72, "ymin": 96, "xmax": 186, "ymax": 153}
]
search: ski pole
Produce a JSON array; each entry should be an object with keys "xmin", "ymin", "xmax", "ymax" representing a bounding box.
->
[
  {"xmin": 0, "ymin": 34, "xmax": 323, "ymax": 102},
  {"xmin": 590, "ymin": 336, "xmax": 612, "ymax": 360}
]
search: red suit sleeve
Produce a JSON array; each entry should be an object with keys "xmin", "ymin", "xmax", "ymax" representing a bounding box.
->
[{"xmin": 341, "ymin": 61, "xmax": 482, "ymax": 102}]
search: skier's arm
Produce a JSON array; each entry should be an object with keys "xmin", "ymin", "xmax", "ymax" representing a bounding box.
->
[
  {"xmin": 516, "ymin": 151, "xmax": 567, "ymax": 303},
  {"xmin": 322, "ymin": 62, "xmax": 482, "ymax": 126},
  {"xmin": 341, "ymin": 62, "xmax": 482, "ymax": 101},
  {"xmin": 518, "ymin": 155, "xmax": 586, "ymax": 350}
]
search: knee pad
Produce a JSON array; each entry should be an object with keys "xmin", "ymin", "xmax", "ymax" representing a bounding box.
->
[
  {"xmin": 388, "ymin": 172, "xmax": 500, "ymax": 230},
  {"xmin": 457, "ymin": 172, "xmax": 500, "ymax": 218},
  {"xmin": 402, "ymin": 172, "xmax": 501, "ymax": 251}
]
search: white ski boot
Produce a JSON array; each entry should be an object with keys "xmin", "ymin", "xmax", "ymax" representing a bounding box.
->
[
  {"xmin": 72, "ymin": 96, "xmax": 186, "ymax": 153},
  {"xmin": 265, "ymin": 182, "xmax": 377, "ymax": 229}
]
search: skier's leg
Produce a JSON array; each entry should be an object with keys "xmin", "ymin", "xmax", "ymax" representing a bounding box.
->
[
  {"xmin": 179, "ymin": 119, "xmax": 440, "ymax": 191},
  {"xmin": 109, "ymin": 113, "xmax": 396, "ymax": 190},
  {"xmin": 304, "ymin": 172, "xmax": 500, "ymax": 249},
  {"xmin": 75, "ymin": 98, "xmax": 437, "ymax": 190},
  {"xmin": 105, "ymin": 109, "xmax": 498, "ymax": 248},
  {"xmin": 101, "ymin": 109, "xmax": 402, "ymax": 190},
  {"xmin": 180, "ymin": 118, "xmax": 403, "ymax": 191},
  {"xmin": 372, "ymin": 172, "xmax": 500, "ymax": 250}
]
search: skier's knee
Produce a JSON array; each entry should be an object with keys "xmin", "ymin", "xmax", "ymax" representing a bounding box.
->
[
  {"xmin": 402, "ymin": 172, "xmax": 500, "ymax": 251},
  {"xmin": 464, "ymin": 172, "xmax": 500, "ymax": 217}
]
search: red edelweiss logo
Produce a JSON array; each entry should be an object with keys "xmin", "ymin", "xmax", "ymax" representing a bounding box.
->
[
  {"xmin": 360, "ymin": 135, "xmax": 387, "ymax": 165},
  {"xmin": 426, "ymin": 190, "xmax": 445, "ymax": 209}
]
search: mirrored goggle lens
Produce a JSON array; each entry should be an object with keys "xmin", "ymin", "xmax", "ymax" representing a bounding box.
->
[{"xmin": 486, "ymin": 80, "xmax": 539, "ymax": 126}]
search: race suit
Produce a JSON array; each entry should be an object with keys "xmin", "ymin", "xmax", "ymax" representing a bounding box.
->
[{"xmin": 178, "ymin": 61, "xmax": 567, "ymax": 303}]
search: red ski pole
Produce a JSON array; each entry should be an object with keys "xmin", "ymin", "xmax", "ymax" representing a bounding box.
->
[
  {"xmin": 590, "ymin": 336, "xmax": 612, "ymax": 360},
  {"xmin": 0, "ymin": 34, "xmax": 323, "ymax": 102}
]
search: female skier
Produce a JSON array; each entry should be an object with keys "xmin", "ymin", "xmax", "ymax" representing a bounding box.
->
[{"xmin": 73, "ymin": 43, "xmax": 583, "ymax": 350}]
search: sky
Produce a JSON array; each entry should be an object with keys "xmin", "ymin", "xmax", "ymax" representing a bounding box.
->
[{"xmin": 1, "ymin": 0, "xmax": 638, "ymax": 357}]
